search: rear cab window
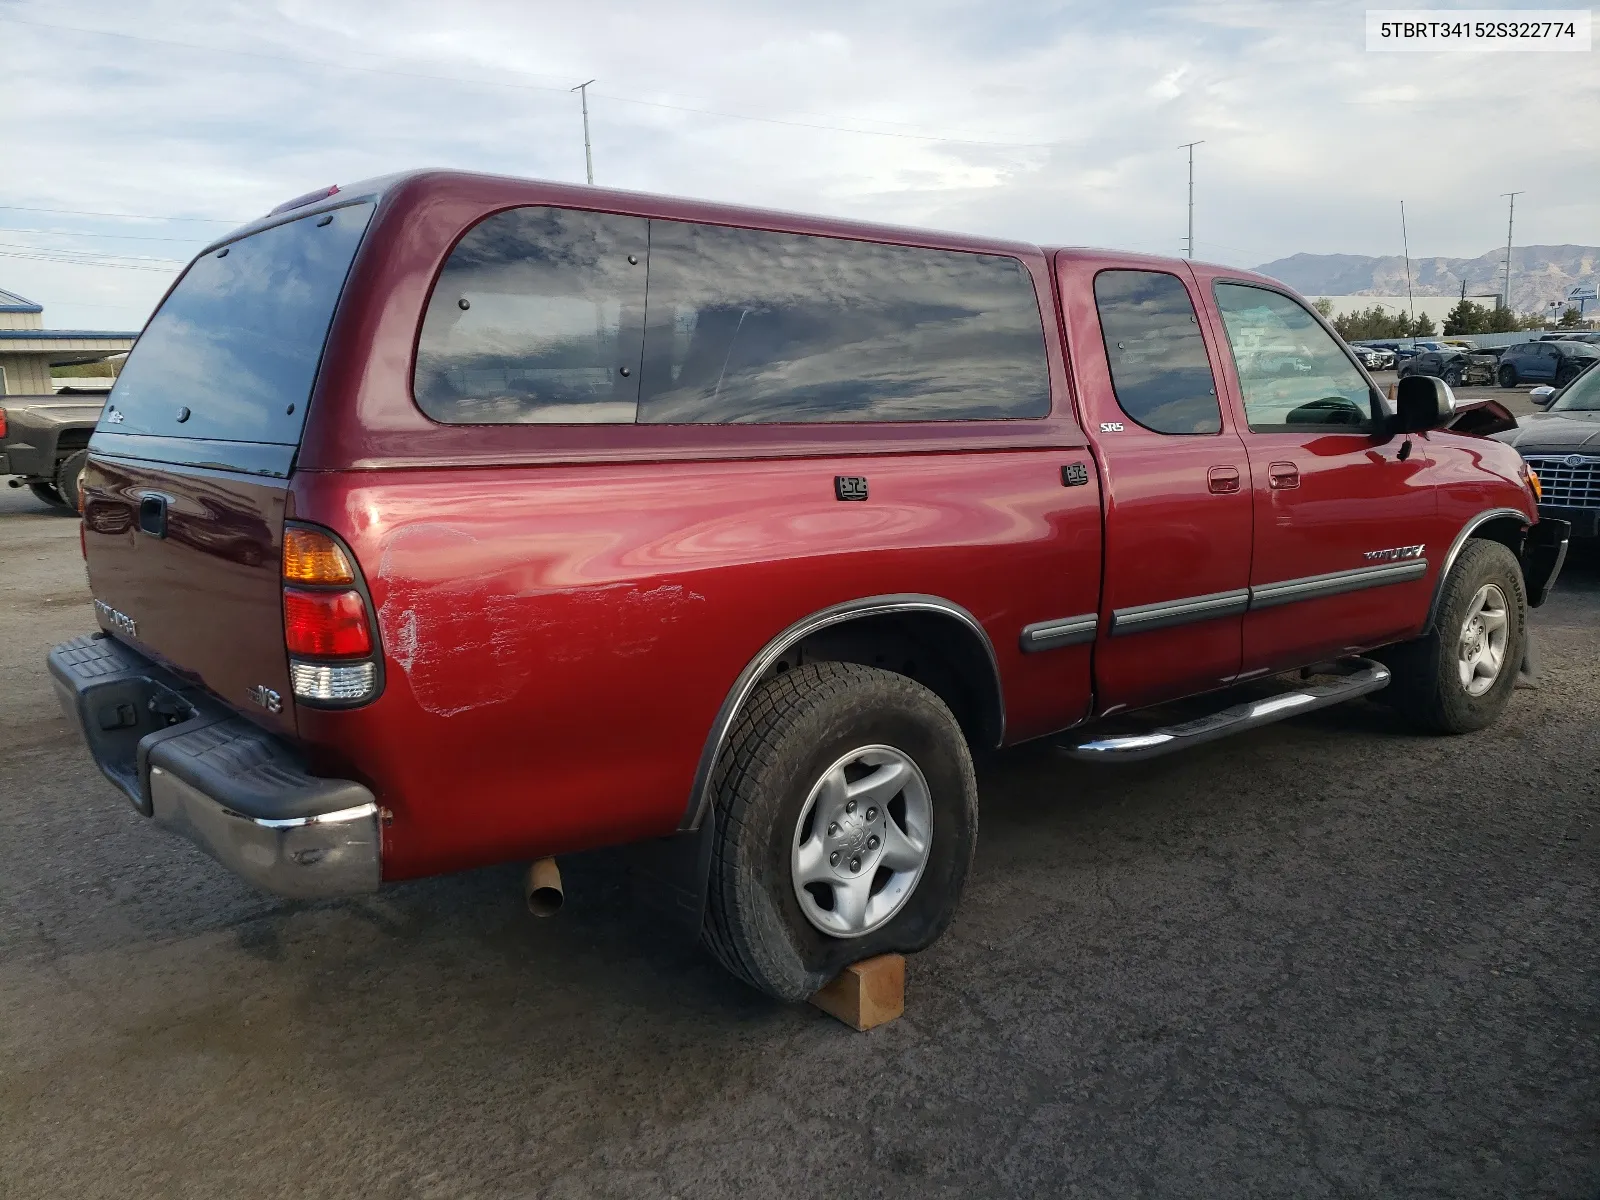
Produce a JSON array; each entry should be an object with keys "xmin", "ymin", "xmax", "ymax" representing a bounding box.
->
[
  {"xmin": 1092, "ymin": 270, "xmax": 1222, "ymax": 435},
  {"xmin": 95, "ymin": 202, "xmax": 375, "ymax": 473},
  {"xmin": 413, "ymin": 208, "xmax": 1051, "ymax": 425}
]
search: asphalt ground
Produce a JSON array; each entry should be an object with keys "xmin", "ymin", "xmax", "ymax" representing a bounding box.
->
[{"xmin": 1, "ymin": 469, "xmax": 1596, "ymax": 1199}]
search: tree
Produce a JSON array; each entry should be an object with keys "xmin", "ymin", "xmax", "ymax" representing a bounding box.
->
[
  {"xmin": 1410, "ymin": 312, "xmax": 1437, "ymax": 337},
  {"xmin": 1443, "ymin": 300, "xmax": 1489, "ymax": 335},
  {"xmin": 1313, "ymin": 298, "xmax": 1335, "ymax": 319},
  {"xmin": 1486, "ymin": 304, "xmax": 1519, "ymax": 333},
  {"xmin": 1559, "ymin": 306, "xmax": 1583, "ymax": 328}
]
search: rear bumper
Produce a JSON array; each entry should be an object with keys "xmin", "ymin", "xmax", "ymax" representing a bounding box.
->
[{"xmin": 48, "ymin": 633, "xmax": 381, "ymax": 899}]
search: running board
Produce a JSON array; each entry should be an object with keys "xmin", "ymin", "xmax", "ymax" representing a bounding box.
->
[{"xmin": 1060, "ymin": 658, "xmax": 1391, "ymax": 763}]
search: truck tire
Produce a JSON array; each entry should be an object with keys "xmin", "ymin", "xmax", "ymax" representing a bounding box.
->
[
  {"xmin": 701, "ymin": 660, "xmax": 978, "ymax": 1001},
  {"xmin": 1497, "ymin": 364, "xmax": 1518, "ymax": 388},
  {"xmin": 55, "ymin": 449, "xmax": 89, "ymax": 511},
  {"xmin": 1380, "ymin": 540, "xmax": 1526, "ymax": 735},
  {"xmin": 28, "ymin": 482, "xmax": 70, "ymax": 509}
]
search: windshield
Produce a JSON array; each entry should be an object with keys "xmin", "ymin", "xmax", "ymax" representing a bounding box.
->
[
  {"xmin": 1551, "ymin": 364, "xmax": 1600, "ymax": 412},
  {"xmin": 98, "ymin": 201, "xmax": 374, "ymax": 446}
]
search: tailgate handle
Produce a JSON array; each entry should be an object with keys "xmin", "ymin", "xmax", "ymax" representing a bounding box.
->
[{"xmin": 138, "ymin": 494, "xmax": 168, "ymax": 539}]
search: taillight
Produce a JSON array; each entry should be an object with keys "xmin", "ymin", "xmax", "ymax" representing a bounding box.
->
[
  {"xmin": 0, "ymin": 408, "xmax": 7, "ymax": 439},
  {"xmin": 283, "ymin": 527, "xmax": 354, "ymax": 583},
  {"xmin": 281, "ymin": 525, "xmax": 380, "ymax": 707},
  {"xmin": 284, "ymin": 588, "xmax": 372, "ymax": 656}
]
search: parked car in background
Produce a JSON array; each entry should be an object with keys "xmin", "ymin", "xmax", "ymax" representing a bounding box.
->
[
  {"xmin": 0, "ymin": 393, "xmax": 104, "ymax": 509},
  {"xmin": 1352, "ymin": 344, "xmax": 1392, "ymax": 370},
  {"xmin": 1537, "ymin": 331, "xmax": 1600, "ymax": 345},
  {"xmin": 47, "ymin": 169, "xmax": 1565, "ymax": 1003},
  {"xmin": 1398, "ymin": 349, "xmax": 1469, "ymax": 386},
  {"xmin": 1462, "ymin": 346, "xmax": 1506, "ymax": 387},
  {"xmin": 1496, "ymin": 365, "xmax": 1600, "ymax": 541},
  {"xmin": 1498, "ymin": 339, "xmax": 1600, "ymax": 388}
]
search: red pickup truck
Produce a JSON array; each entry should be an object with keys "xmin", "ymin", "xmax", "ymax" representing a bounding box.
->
[{"xmin": 50, "ymin": 170, "xmax": 1568, "ymax": 1001}]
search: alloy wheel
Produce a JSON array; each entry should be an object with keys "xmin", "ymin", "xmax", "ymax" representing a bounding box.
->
[
  {"xmin": 1457, "ymin": 584, "xmax": 1509, "ymax": 697},
  {"xmin": 790, "ymin": 744, "xmax": 933, "ymax": 938}
]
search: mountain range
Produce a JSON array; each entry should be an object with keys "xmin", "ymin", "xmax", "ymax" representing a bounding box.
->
[{"xmin": 1253, "ymin": 245, "xmax": 1599, "ymax": 312}]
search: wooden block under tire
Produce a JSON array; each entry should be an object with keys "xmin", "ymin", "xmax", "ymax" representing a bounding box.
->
[{"xmin": 808, "ymin": 953, "xmax": 904, "ymax": 1030}]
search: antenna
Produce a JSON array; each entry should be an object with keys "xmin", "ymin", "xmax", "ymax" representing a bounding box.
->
[
  {"xmin": 1178, "ymin": 141, "xmax": 1204, "ymax": 258},
  {"xmin": 572, "ymin": 80, "xmax": 597, "ymax": 185}
]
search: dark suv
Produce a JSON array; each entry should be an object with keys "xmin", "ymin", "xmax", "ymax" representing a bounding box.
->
[{"xmin": 1498, "ymin": 339, "xmax": 1600, "ymax": 388}]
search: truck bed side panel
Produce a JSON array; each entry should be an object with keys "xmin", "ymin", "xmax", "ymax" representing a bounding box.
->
[{"xmin": 293, "ymin": 450, "xmax": 1102, "ymax": 879}]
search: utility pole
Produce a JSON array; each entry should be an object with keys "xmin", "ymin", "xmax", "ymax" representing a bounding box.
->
[
  {"xmin": 1178, "ymin": 141, "xmax": 1204, "ymax": 258},
  {"xmin": 572, "ymin": 80, "xmax": 596, "ymax": 185},
  {"xmin": 1400, "ymin": 200, "xmax": 1415, "ymax": 326},
  {"xmin": 1500, "ymin": 191, "xmax": 1523, "ymax": 311}
]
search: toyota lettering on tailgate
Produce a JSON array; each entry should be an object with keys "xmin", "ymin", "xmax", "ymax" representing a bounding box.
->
[{"xmin": 93, "ymin": 599, "xmax": 138, "ymax": 638}]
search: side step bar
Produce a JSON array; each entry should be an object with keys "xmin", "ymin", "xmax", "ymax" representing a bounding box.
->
[{"xmin": 1060, "ymin": 657, "xmax": 1391, "ymax": 763}]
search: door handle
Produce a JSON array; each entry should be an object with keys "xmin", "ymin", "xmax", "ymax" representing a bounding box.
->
[
  {"xmin": 1268, "ymin": 462, "xmax": 1300, "ymax": 490},
  {"xmin": 1206, "ymin": 465, "xmax": 1241, "ymax": 495}
]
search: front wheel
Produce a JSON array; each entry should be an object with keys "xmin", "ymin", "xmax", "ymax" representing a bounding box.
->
[
  {"xmin": 701, "ymin": 661, "xmax": 978, "ymax": 1001},
  {"xmin": 1498, "ymin": 364, "xmax": 1518, "ymax": 388},
  {"xmin": 1442, "ymin": 366, "xmax": 1463, "ymax": 387},
  {"xmin": 1379, "ymin": 540, "xmax": 1526, "ymax": 734}
]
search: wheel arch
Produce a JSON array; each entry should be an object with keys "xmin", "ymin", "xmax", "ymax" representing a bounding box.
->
[
  {"xmin": 1425, "ymin": 508, "xmax": 1529, "ymax": 632},
  {"xmin": 679, "ymin": 594, "xmax": 1004, "ymax": 831}
]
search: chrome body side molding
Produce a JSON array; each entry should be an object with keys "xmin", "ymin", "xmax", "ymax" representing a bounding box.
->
[
  {"xmin": 1249, "ymin": 560, "xmax": 1428, "ymax": 609},
  {"xmin": 1019, "ymin": 613, "xmax": 1098, "ymax": 653},
  {"xmin": 681, "ymin": 594, "xmax": 1004, "ymax": 831},
  {"xmin": 1111, "ymin": 589, "xmax": 1250, "ymax": 636}
]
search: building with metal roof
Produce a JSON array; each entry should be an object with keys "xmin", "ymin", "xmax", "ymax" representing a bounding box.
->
[{"xmin": 0, "ymin": 289, "xmax": 137, "ymax": 395}]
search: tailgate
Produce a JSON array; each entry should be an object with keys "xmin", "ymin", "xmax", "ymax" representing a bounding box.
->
[
  {"xmin": 80, "ymin": 198, "xmax": 375, "ymax": 733},
  {"xmin": 84, "ymin": 455, "xmax": 294, "ymax": 735}
]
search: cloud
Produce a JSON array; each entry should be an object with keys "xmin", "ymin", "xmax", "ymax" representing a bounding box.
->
[{"xmin": 1, "ymin": 0, "xmax": 1595, "ymax": 329}]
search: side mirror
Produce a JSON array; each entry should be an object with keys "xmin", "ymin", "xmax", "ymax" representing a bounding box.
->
[
  {"xmin": 1529, "ymin": 386, "xmax": 1557, "ymax": 409},
  {"xmin": 1392, "ymin": 374, "xmax": 1453, "ymax": 434}
]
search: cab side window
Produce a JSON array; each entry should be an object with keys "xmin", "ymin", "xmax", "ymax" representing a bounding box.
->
[
  {"xmin": 1213, "ymin": 283, "xmax": 1375, "ymax": 434},
  {"xmin": 1092, "ymin": 270, "xmax": 1222, "ymax": 434}
]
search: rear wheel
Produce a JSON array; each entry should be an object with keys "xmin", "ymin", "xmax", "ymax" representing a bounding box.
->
[
  {"xmin": 27, "ymin": 482, "xmax": 69, "ymax": 509},
  {"xmin": 55, "ymin": 449, "xmax": 89, "ymax": 511},
  {"xmin": 1380, "ymin": 540, "xmax": 1526, "ymax": 734},
  {"xmin": 701, "ymin": 661, "xmax": 978, "ymax": 1001},
  {"xmin": 1498, "ymin": 364, "xmax": 1518, "ymax": 388}
]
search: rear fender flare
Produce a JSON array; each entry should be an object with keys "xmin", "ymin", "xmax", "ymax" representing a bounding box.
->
[{"xmin": 679, "ymin": 593, "xmax": 1003, "ymax": 832}]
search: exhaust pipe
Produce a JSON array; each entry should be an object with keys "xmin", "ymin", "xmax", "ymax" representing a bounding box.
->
[{"xmin": 524, "ymin": 857, "xmax": 563, "ymax": 917}]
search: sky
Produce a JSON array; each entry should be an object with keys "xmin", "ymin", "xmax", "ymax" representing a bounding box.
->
[{"xmin": 2, "ymin": 0, "xmax": 1596, "ymax": 331}]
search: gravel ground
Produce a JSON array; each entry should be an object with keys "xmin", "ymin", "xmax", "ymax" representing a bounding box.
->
[{"xmin": 0, "ymin": 477, "xmax": 1595, "ymax": 1199}]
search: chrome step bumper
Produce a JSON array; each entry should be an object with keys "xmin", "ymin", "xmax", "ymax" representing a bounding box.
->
[
  {"xmin": 1060, "ymin": 658, "xmax": 1391, "ymax": 762},
  {"xmin": 48, "ymin": 633, "xmax": 381, "ymax": 899}
]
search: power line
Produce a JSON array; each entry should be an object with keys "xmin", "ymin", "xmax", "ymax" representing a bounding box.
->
[
  {"xmin": 1, "ymin": 16, "xmax": 1055, "ymax": 150},
  {"xmin": 0, "ymin": 225, "xmax": 211, "ymax": 242},
  {"xmin": 0, "ymin": 204, "xmax": 238, "ymax": 223},
  {"xmin": 0, "ymin": 251, "xmax": 178, "ymax": 272}
]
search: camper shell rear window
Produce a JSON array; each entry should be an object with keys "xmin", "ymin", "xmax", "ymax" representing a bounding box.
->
[{"xmin": 94, "ymin": 202, "xmax": 374, "ymax": 467}]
